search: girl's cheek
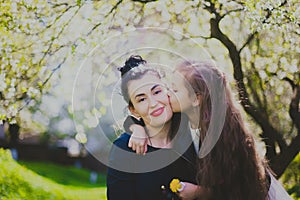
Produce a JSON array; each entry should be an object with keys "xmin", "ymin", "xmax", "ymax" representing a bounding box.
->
[{"xmin": 169, "ymin": 96, "xmax": 178, "ymax": 111}]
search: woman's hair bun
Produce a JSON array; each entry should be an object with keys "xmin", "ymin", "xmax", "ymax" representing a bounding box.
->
[{"xmin": 118, "ymin": 55, "xmax": 146, "ymax": 76}]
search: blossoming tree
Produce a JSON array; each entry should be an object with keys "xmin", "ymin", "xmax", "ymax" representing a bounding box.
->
[{"xmin": 0, "ymin": 0, "xmax": 299, "ymax": 182}]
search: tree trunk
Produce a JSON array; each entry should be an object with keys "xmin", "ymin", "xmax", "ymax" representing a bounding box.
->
[
  {"xmin": 207, "ymin": 4, "xmax": 300, "ymax": 177},
  {"xmin": 8, "ymin": 124, "xmax": 20, "ymax": 149}
]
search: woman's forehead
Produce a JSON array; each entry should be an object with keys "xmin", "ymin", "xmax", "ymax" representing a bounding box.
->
[{"xmin": 128, "ymin": 75, "xmax": 163, "ymax": 94}]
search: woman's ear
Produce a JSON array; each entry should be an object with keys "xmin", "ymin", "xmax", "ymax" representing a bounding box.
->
[{"xmin": 128, "ymin": 105, "xmax": 141, "ymax": 118}]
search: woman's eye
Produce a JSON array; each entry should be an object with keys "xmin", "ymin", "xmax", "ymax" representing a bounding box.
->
[
  {"xmin": 153, "ymin": 90, "xmax": 162, "ymax": 95},
  {"xmin": 138, "ymin": 98, "xmax": 146, "ymax": 102}
]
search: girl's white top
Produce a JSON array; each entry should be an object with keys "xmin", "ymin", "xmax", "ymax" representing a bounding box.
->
[
  {"xmin": 190, "ymin": 128, "xmax": 200, "ymax": 153},
  {"xmin": 268, "ymin": 172, "xmax": 292, "ymax": 200}
]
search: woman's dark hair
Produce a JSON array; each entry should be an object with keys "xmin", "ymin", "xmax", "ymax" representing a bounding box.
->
[
  {"xmin": 118, "ymin": 55, "xmax": 161, "ymax": 107},
  {"xmin": 118, "ymin": 55, "xmax": 147, "ymax": 77}
]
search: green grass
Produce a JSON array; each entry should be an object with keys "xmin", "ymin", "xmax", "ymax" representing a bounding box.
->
[
  {"xmin": 0, "ymin": 148, "xmax": 107, "ymax": 200},
  {"xmin": 281, "ymin": 152, "xmax": 300, "ymax": 200},
  {"xmin": 18, "ymin": 160, "xmax": 106, "ymax": 187}
]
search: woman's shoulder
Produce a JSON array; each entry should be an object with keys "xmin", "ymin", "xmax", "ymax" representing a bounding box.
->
[{"xmin": 112, "ymin": 133, "xmax": 132, "ymax": 151}]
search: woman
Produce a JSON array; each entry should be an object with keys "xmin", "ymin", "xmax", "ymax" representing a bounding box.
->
[
  {"xmin": 129, "ymin": 60, "xmax": 291, "ymax": 199},
  {"xmin": 106, "ymin": 56, "xmax": 198, "ymax": 200}
]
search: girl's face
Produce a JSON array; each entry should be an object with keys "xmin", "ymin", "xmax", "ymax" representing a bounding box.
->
[
  {"xmin": 128, "ymin": 74, "xmax": 173, "ymax": 128},
  {"xmin": 168, "ymin": 72, "xmax": 196, "ymax": 113}
]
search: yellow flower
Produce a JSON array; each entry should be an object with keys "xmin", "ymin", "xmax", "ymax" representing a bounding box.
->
[{"xmin": 170, "ymin": 178, "xmax": 184, "ymax": 193}]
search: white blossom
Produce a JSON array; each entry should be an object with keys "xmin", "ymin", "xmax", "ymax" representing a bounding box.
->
[
  {"xmin": 0, "ymin": 74, "xmax": 6, "ymax": 92},
  {"xmin": 7, "ymin": 105, "xmax": 18, "ymax": 118},
  {"xmin": 10, "ymin": 78, "xmax": 16, "ymax": 87},
  {"xmin": 27, "ymin": 87, "xmax": 39, "ymax": 98},
  {"xmin": 6, "ymin": 87, "xmax": 16, "ymax": 99}
]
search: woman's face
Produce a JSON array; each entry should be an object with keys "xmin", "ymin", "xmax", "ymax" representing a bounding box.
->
[
  {"xmin": 168, "ymin": 72, "xmax": 196, "ymax": 113},
  {"xmin": 128, "ymin": 74, "xmax": 173, "ymax": 128}
]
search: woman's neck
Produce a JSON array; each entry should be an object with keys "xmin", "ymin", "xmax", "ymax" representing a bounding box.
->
[{"xmin": 146, "ymin": 121, "xmax": 172, "ymax": 148}]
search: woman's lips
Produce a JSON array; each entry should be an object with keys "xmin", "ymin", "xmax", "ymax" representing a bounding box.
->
[{"xmin": 150, "ymin": 107, "xmax": 164, "ymax": 117}]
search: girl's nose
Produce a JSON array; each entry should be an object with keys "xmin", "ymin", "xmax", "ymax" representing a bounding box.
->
[{"xmin": 166, "ymin": 89, "xmax": 171, "ymax": 97}]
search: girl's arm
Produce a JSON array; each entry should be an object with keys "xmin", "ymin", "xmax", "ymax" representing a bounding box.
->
[
  {"xmin": 128, "ymin": 124, "xmax": 148, "ymax": 155},
  {"xmin": 177, "ymin": 182, "xmax": 212, "ymax": 200},
  {"xmin": 123, "ymin": 116, "xmax": 148, "ymax": 155}
]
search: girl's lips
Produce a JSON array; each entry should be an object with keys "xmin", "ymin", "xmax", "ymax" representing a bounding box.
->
[{"xmin": 150, "ymin": 107, "xmax": 164, "ymax": 117}]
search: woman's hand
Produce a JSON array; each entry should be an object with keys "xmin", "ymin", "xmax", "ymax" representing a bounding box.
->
[
  {"xmin": 177, "ymin": 182, "xmax": 211, "ymax": 200},
  {"xmin": 128, "ymin": 124, "xmax": 148, "ymax": 155}
]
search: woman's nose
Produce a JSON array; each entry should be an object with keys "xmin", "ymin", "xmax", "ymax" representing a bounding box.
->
[{"xmin": 149, "ymin": 96, "xmax": 158, "ymax": 107}]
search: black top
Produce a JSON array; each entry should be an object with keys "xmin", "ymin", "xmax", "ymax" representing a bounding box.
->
[{"xmin": 106, "ymin": 133, "xmax": 197, "ymax": 200}]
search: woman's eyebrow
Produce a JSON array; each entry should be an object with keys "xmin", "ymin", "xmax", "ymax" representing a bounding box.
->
[
  {"xmin": 134, "ymin": 93, "xmax": 145, "ymax": 99},
  {"xmin": 150, "ymin": 84, "xmax": 161, "ymax": 91},
  {"xmin": 134, "ymin": 84, "xmax": 161, "ymax": 99}
]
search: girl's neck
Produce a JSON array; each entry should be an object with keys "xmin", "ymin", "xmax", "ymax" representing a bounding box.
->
[
  {"xmin": 146, "ymin": 122, "xmax": 172, "ymax": 148},
  {"xmin": 186, "ymin": 109, "xmax": 200, "ymax": 129}
]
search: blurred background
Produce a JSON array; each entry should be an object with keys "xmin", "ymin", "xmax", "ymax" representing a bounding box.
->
[{"xmin": 0, "ymin": 0, "xmax": 299, "ymax": 199}]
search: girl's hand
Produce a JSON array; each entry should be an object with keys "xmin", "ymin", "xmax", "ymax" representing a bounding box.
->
[
  {"xmin": 177, "ymin": 182, "xmax": 211, "ymax": 200},
  {"xmin": 128, "ymin": 125, "xmax": 148, "ymax": 155},
  {"xmin": 176, "ymin": 182, "xmax": 198, "ymax": 200}
]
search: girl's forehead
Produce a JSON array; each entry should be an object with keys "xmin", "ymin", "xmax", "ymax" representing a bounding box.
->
[{"xmin": 165, "ymin": 71, "xmax": 185, "ymax": 84}]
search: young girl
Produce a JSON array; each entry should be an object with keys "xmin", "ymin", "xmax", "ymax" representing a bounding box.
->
[
  {"xmin": 172, "ymin": 61, "xmax": 268, "ymax": 200},
  {"xmin": 106, "ymin": 56, "xmax": 199, "ymax": 200},
  {"xmin": 128, "ymin": 60, "xmax": 291, "ymax": 199}
]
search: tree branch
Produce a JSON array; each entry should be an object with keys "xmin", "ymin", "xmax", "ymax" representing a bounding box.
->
[
  {"xmin": 261, "ymin": 0, "xmax": 288, "ymax": 24},
  {"xmin": 188, "ymin": 34, "xmax": 211, "ymax": 40},
  {"xmin": 272, "ymin": 133, "xmax": 300, "ymax": 177},
  {"xmin": 285, "ymin": 80, "xmax": 300, "ymax": 130},
  {"xmin": 131, "ymin": 0, "xmax": 158, "ymax": 2},
  {"xmin": 246, "ymin": 73, "xmax": 265, "ymax": 112},
  {"xmin": 27, "ymin": 3, "xmax": 79, "ymax": 36},
  {"xmin": 42, "ymin": 57, "xmax": 67, "ymax": 88},
  {"xmin": 38, "ymin": 4, "xmax": 82, "ymax": 67},
  {"xmin": 17, "ymin": 57, "xmax": 67, "ymax": 112},
  {"xmin": 239, "ymin": 32, "xmax": 256, "ymax": 53},
  {"xmin": 273, "ymin": 74, "xmax": 300, "ymax": 130},
  {"xmin": 283, "ymin": 77, "xmax": 296, "ymax": 90},
  {"xmin": 204, "ymin": 0, "xmax": 289, "ymax": 159},
  {"xmin": 220, "ymin": 8, "xmax": 244, "ymax": 21},
  {"xmin": 87, "ymin": 0, "xmax": 123, "ymax": 36}
]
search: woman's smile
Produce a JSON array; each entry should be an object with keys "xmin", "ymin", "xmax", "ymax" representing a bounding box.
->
[{"xmin": 150, "ymin": 106, "xmax": 165, "ymax": 117}]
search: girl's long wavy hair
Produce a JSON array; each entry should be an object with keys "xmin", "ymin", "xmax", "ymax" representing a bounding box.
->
[{"xmin": 176, "ymin": 61, "xmax": 268, "ymax": 200}]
